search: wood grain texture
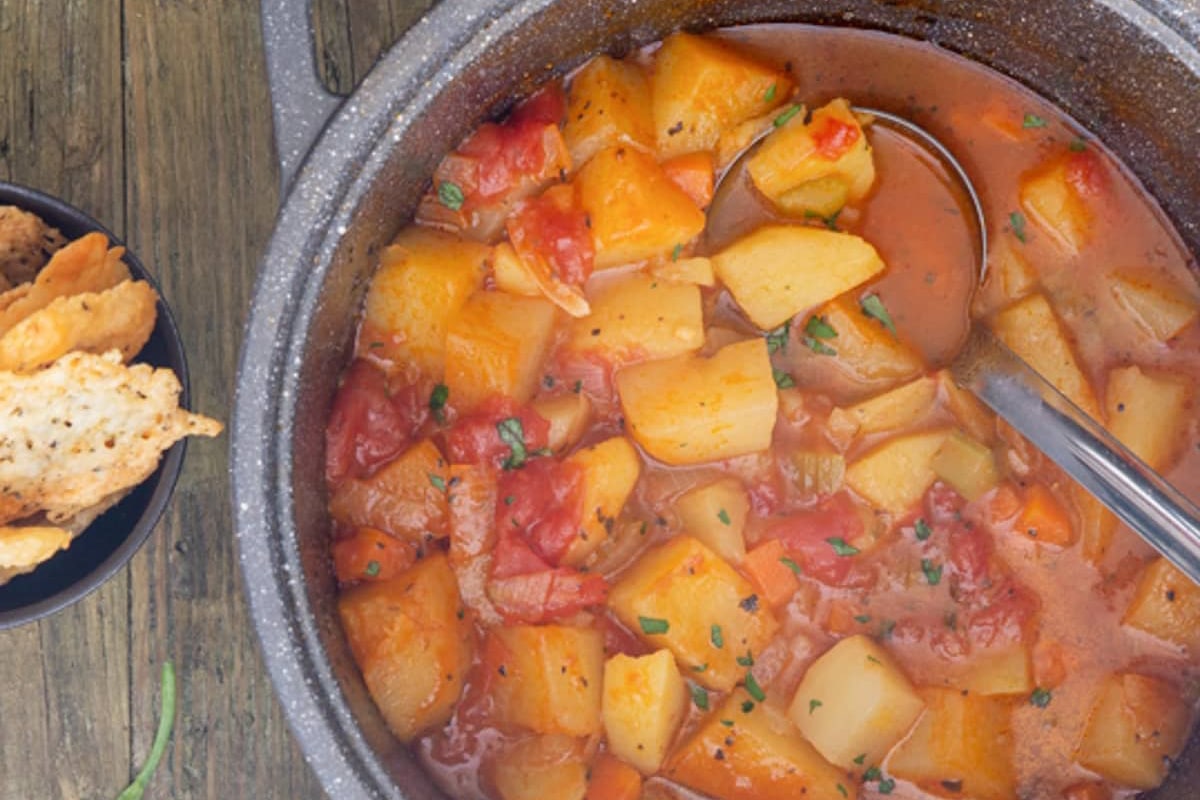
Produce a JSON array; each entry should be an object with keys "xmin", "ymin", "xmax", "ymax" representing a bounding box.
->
[{"xmin": 0, "ymin": 0, "xmax": 422, "ymax": 797}]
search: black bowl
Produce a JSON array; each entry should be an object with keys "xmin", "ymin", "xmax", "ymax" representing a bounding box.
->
[{"xmin": 0, "ymin": 181, "xmax": 191, "ymax": 629}]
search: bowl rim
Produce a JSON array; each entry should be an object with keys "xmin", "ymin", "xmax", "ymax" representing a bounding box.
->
[{"xmin": 0, "ymin": 180, "xmax": 191, "ymax": 630}]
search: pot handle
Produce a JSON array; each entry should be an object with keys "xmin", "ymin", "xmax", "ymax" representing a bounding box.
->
[{"xmin": 260, "ymin": 0, "xmax": 343, "ymax": 193}]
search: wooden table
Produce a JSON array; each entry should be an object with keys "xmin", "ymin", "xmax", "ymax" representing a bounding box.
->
[{"xmin": 0, "ymin": 2, "xmax": 426, "ymax": 797}]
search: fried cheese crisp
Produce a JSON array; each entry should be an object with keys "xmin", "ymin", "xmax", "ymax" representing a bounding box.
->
[
  {"xmin": 0, "ymin": 526, "xmax": 71, "ymax": 571},
  {"xmin": 0, "ymin": 205, "xmax": 66, "ymax": 287},
  {"xmin": 0, "ymin": 350, "xmax": 222, "ymax": 525},
  {"xmin": 0, "ymin": 279, "xmax": 156, "ymax": 373},
  {"xmin": 0, "ymin": 232, "xmax": 130, "ymax": 336}
]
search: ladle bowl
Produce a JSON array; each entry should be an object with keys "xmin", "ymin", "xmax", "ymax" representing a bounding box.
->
[{"xmin": 707, "ymin": 105, "xmax": 1200, "ymax": 584}]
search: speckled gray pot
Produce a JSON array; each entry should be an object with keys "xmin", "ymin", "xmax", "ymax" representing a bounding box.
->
[{"xmin": 233, "ymin": 1, "xmax": 1200, "ymax": 798}]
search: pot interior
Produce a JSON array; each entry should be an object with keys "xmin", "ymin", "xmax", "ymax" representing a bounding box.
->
[{"xmin": 260, "ymin": 1, "xmax": 1200, "ymax": 797}]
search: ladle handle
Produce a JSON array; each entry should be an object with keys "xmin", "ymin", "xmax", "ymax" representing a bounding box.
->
[{"xmin": 952, "ymin": 326, "xmax": 1200, "ymax": 583}]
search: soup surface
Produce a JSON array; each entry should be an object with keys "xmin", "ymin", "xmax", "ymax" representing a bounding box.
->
[{"xmin": 323, "ymin": 25, "xmax": 1200, "ymax": 800}]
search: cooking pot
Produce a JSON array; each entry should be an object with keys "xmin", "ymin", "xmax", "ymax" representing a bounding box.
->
[{"xmin": 233, "ymin": 1, "xmax": 1200, "ymax": 797}]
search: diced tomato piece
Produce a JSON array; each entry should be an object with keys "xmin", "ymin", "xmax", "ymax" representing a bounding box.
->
[
  {"xmin": 507, "ymin": 190, "xmax": 595, "ymax": 286},
  {"xmin": 509, "ymin": 84, "xmax": 567, "ymax": 127},
  {"xmin": 488, "ymin": 566, "xmax": 608, "ymax": 624},
  {"xmin": 925, "ymin": 481, "xmax": 964, "ymax": 525},
  {"xmin": 491, "ymin": 528, "xmax": 553, "ymax": 579},
  {"xmin": 443, "ymin": 397, "xmax": 551, "ymax": 468},
  {"xmin": 812, "ymin": 116, "xmax": 861, "ymax": 160},
  {"xmin": 496, "ymin": 458, "xmax": 586, "ymax": 565},
  {"xmin": 597, "ymin": 611, "xmax": 651, "ymax": 658},
  {"xmin": 458, "ymin": 85, "xmax": 568, "ymax": 203},
  {"xmin": 324, "ymin": 359, "xmax": 426, "ymax": 487},
  {"xmin": 966, "ymin": 580, "xmax": 1040, "ymax": 648},
  {"xmin": 1065, "ymin": 146, "xmax": 1107, "ymax": 198},
  {"xmin": 947, "ymin": 524, "xmax": 993, "ymax": 592},
  {"xmin": 330, "ymin": 526, "xmax": 419, "ymax": 585},
  {"xmin": 766, "ymin": 493, "xmax": 865, "ymax": 587}
]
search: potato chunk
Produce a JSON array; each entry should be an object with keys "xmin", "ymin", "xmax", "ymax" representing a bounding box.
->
[
  {"xmin": 567, "ymin": 272, "xmax": 704, "ymax": 364},
  {"xmin": 531, "ymin": 392, "xmax": 591, "ymax": 454},
  {"xmin": 562, "ymin": 437, "xmax": 641, "ymax": 565},
  {"xmin": 651, "ymin": 32, "xmax": 792, "ymax": 160},
  {"xmin": 827, "ymin": 376, "xmax": 937, "ymax": 445},
  {"xmin": 931, "ymin": 430, "xmax": 1000, "ymax": 502},
  {"xmin": 665, "ymin": 689, "xmax": 849, "ymax": 800},
  {"xmin": 887, "ymin": 687, "xmax": 1015, "ymax": 800},
  {"xmin": 1019, "ymin": 152, "xmax": 1099, "ymax": 254},
  {"xmin": 443, "ymin": 290, "xmax": 558, "ymax": 411},
  {"xmin": 950, "ymin": 645, "xmax": 1034, "ymax": 697},
  {"xmin": 329, "ymin": 440, "xmax": 449, "ymax": 541},
  {"xmin": 357, "ymin": 227, "xmax": 488, "ymax": 376},
  {"xmin": 608, "ymin": 535, "xmax": 778, "ymax": 690},
  {"xmin": 1122, "ymin": 557, "xmax": 1200, "ymax": 651},
  {"xmin": 674, "ymin": 477, "xmax": 750, "ymax": 564},
  {"xmin": 616, "ymin": 339, "xmax": 778, "ymax": 466},
  {"xmin": 490, "ymin": 625, "xmax": 605, "ymax": 737},
  {"xmin": 1076, "ymin": 673, "xmax": 1190, "ymax": 790},
  {"xmin": 576, "ymin": 146, "xmax": 706, "ymax": 269},
  {"xmin": 1105, "ymin": 364, "xmax": 1190, "ymax": 471},
  {"xmin": 788, "ymin": 635, "xmax": 924, "ymax": 770},
  {"xmin": 747, "ymin": 98, "xmax": 875, "ymax": 212},
  {"xmin": 602, "ymin": 650, "xmax": 688, "ymax": 773},
  {"xmin": 491, "ymin": 734, "xmax": 589, "ymax": 800},
  {"xmin": 844, "ymin": 429, "xmax": 949, "ymax": 514},
  {"xmin": 992, "ymin": 293, "xmax": 1100, "ymax": 418},
  {"xmin": 712, "ymin": 225, "xmax": 885, "ymax": 330},
  {"xmin": 337, "ymin": 555, "xmax": 472, "ymax": 742},
  {"xmin": 1109, "ymin": 270, "xmax": 1199, "ymax": 341},
  {"xmin": 564, "ymin": 55, "xmax": 654, "ymax": 169}
]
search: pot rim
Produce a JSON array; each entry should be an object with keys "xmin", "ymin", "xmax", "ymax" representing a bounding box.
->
[{"xmin": 233, "ymin": 2, "xmax": 1200, "ymax": 797}]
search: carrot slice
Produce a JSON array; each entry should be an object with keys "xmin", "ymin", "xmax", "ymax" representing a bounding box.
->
[{"xmin": 741, "ymin": 539, "xmax": 800, "ymax": 608}]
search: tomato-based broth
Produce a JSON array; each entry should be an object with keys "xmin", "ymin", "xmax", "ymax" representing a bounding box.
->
[{"xmin": 324, "ymin": 25, "xmax": 1200, "ymax": 800}]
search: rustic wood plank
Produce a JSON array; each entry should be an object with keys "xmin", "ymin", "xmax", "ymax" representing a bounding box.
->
[
  {"xmin": 121, "ymin": 0, "xmax": 325, "ymax": 797},
  {"xmin": 0, "ymin": 2, "xmax": 129, "ymax": 798},
  {"xmin": 314, "ymin": 0, "xmax": 433, "ymax": 91},
  {"xmin": 314, "ymin": 0, "xmax": 355, "ymax": 94}
]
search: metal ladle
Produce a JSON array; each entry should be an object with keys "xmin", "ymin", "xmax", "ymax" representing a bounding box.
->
[{"xmin": 709, "ymin": 106, "xmax": 1200, "ymax": 583}]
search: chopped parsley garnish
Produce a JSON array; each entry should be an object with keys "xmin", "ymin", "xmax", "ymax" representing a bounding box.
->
[
  {"xmin": 880, "ymin": 619, "xmax": 896, "ymax": 638},
  {"xmin": 826, "ymin": 537, "xmax": 860, "ymax": 557},
  {"xmin": 367, "ymin": 341, "xmax": 384, "ymax": 349},
  {"xmin": 720, "ymin": 718, "xmax": 735, "ymax": 727},
  {"xmin": 429, "ymin": 383, "xmax": 449, "ymax": 424},
  {"xmin": 863, "ymin": 766, "xmax": 882, "ymax": 781},
  {"xmin": 866, "ymin": 654, "xmax": 882, "ymax": 665},
  {"xmin": 745, "ymin": 672, "xmax": 766, "ymax": 702},
  {"xmin": 837, "ymin": 783, "xmax": 848, "ymax": 798},
  {"xmin": 690, "ymin": 683, "xmax": 710, "ymax": 710},
  {"xmin": 878, "ymin": 778, "xmax": 896, "ymax": 794},
  {"xmin": 803, "ymin": 336, "xmax": 837, "ymax": 357},
  {"xmin": 364, "ymin": 560, "xmax": 381, "ymax": 577},
  {"xmin": 736, "ymin": 652, "xmax": 755, "ymax": 667},
  {"xmin": 914, "ymin": 518, "xmax": 932, "ymax": 541},
  {"xmin": 853, "ymin": 614, "xmax": 872, "ymax": 624},
  {"xmin": 496, "ymin": 417, "xmax": 530, "ymax": 469},
  {"xmin": 638, "ymin": 616, "xmax": 670, "ymax": 635},
  {"xmin": 1010, "ymin": 210, "xmax": 1028, "ymax": 243},
  {"xmin": 717, "ymin": 508, "xmax": 732, "ymax": 526},
  {"xmin": 773, "ymin": 368, "xmax": 797, "ymax": 389},
  {"xmin": 1069, "ymin": 137, "xmax": 1088, "ymax": 152},
  {"xmin": 711, "ymin": 624, "xmax": 725, "ymax": 649},
  {"xmin": 572, "ymin": 379, "xmax": 583, "ymax": 393},
  {"xmin": 921, "ymin": 558, "xmax": 944, "ymax": 586},
  {"xmin": 504, "ymin": 495, "xmax": 515, "ymax": 505},
  {"xmin": 671, "ymin": 242, "xmax": 683, "ymax": 261},
  {"xmin": 764, "ymin": 83, "xmax": 777, "ymax": 103},
  {"xmin": 861, "ymin": 293, "xmax": 897, "ymax": 336},
  {"xmin": 765, "ymin": 320, "xmax": 791, "ymax": 354},
  {"xmin": 853, "ymin": 753, "xmax": 867, "ymax": 766},
  {"xmin": 773, "ymin": 104, "xmax": 802, "ymax": 127},
  {"xmin": 808, "ymin": 698, "xmax": 823, "ymax": 714},
  {"xmin": 428, "ymin": 473, "xmax": 447, "ymax": 492},
  {"xmin": 741, "ymin": 699, "xmax": 755, "ymax": 713},
  {"xmin": 1030, "ymin": 687, "xmax": 1053, "ymax": 708},
  {"xmin": 437, "ymin": 180, "xmax": 465, "ymax": 211},
  {"xmin": 780, "ymin": 557, "xmax": 802, "ymax": 576},
  {"xmin": 692, "ymin": 663, "xmax": 709, "ymax": 672},
  {"xmin": 804, "ymin": 315, "xmax": 837, "ymax": 341},
  {"xmin": 1022, "ymin": 113, "xmax": 1047, "ymax": 129},
  {"xmin": 805, "ymin": 208, "xmax": 842, "ymax": 231}
]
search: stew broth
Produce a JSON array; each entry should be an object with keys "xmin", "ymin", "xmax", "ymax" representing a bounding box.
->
[{"xmin": 324, "ymin": 24, "xmax": 1200, "ymax": 800}]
